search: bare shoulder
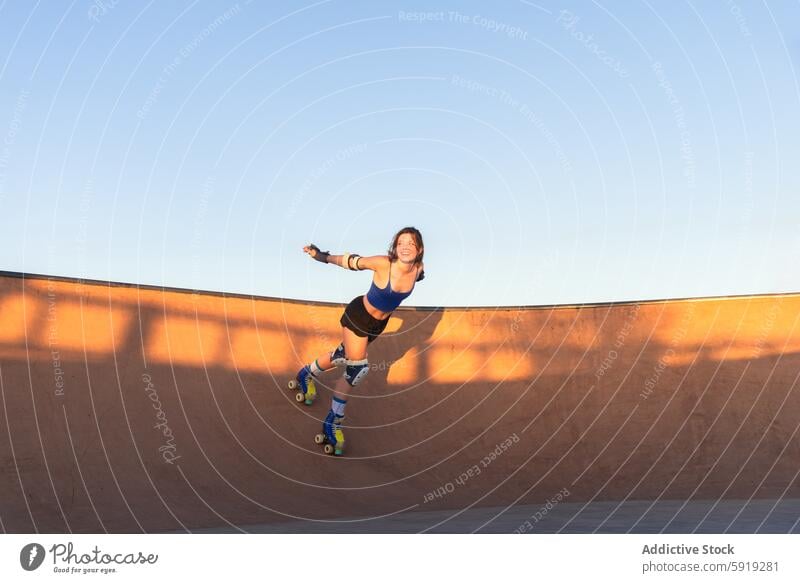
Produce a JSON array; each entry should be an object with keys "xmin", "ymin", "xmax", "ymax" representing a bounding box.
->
[{"xmin": 356, "ymin": 255, "xmax": 390, "ymax": 272}]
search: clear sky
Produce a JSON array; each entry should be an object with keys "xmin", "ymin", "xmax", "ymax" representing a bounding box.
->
[{"xmin": 0, "ymin": 1, "xmax": 798, "ymax": 307}]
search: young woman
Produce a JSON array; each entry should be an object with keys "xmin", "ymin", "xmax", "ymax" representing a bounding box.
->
[{"xmin": 294, "ymin": 227, "xmax": 425, "ymax": 455}]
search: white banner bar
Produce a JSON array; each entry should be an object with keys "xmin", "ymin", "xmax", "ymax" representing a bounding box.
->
[{"xmin": 1, "ymin": 534, "xmax": 798, "ymax": 582}]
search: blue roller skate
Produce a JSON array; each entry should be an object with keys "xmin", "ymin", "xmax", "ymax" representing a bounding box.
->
[
  {"xmin": 314, "ymin": 409, "xmax": 345, "ymax": 455},
  {"xmin": 288, "ymin": 364, "xmax": 317, "ymax": 405}
]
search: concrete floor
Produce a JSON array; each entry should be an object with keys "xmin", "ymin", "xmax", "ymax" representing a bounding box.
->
[{"xmin": 176, "ymin": 498, "xmax": 800, "ymax": 534}]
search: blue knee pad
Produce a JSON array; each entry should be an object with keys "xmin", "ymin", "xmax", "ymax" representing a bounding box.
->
[
  {"xmin": 330, "ymin": 343, "xmax": 346, "ymax": 366},
  {"xmin": 344, "ymin": 358, "xmax": 369, "ymax": 387}
]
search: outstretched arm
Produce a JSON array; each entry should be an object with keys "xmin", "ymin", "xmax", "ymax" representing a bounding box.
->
[
  {"xmin": 353, "ymin": 255, "xmax": 388, "ymax": 272},
  {"xmin": 327, "ymin": 253, "xmax": 359, "ymax": 269},
  {"xmin": 303, "ymin": 245, "xmax": 386, "ymax": 271}
]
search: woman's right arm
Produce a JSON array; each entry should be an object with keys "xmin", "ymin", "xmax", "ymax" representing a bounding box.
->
[
  {"xmin": 325, "ymin": 254, "xmax": 352, "ymax": 269},
  {"xmin": 303, "ymin": 245, "xmax": 387, "ymax": 272},
  {"xmin": 331, "ymin": 254, "xmax": 387, "ymax": 271},
  {"xmin": 351, "ymin": 255, "xmax": 388, "ymax": 272}
]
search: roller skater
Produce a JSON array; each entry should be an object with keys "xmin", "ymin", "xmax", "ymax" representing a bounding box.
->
[{"xmin": 292, "ymin": 227, "xmax": 426, "ymax": 455}]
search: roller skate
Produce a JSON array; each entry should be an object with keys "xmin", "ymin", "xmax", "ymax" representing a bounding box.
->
[
  {"xmin": 287, "ymin": 364, "xmax": 317, "ymax": 405},
  {"xmin": 314, "ymin": 409, "xmax": 345, "ymax": 455}
]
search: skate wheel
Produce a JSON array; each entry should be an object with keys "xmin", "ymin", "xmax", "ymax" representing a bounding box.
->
[
  {"xmin": 323, "ymin": 444, "xmax": 334, "ymax": 455},
  {"xmin": 314, "ymin": 434, "xmax": 325, "ymax": 445},
  {"xmin": 295, "ymin": 392, "xmax": 305, "ymax": 403},
  {"xmin": 288, "ymin": 379, "xmax": 298, "ymax": 390}
]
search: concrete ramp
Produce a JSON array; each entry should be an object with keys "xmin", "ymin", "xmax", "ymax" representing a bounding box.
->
[{"xmin": 1, "ymin": 272, "xmax": 798, "ymax": 532}]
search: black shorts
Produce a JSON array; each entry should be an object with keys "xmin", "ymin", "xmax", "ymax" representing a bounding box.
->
[{"xmin": 340, "ymin": 295, "xmax": 390, "ymax": 343}]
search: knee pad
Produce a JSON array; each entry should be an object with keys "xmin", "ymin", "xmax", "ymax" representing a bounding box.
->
[
  {"xmin": 344, "ymin": 358, "xmax": 369, "ymax": 387},
  {"xmin": 330, "ymin": 343, "xmax": 346, "ymax": 366}
]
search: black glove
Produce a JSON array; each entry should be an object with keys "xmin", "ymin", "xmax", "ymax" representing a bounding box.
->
[{"xmin": 308, "ymin": 244, "xmax": 329, "ymax": 264}]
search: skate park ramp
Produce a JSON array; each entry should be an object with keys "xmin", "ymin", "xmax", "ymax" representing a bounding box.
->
[{"xmin": 1, "ymin": 271, "xmax": 799, "ymax": 533}]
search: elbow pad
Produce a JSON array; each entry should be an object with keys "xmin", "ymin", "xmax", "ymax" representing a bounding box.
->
[{"xmin": 344, "ymin": 253, "xmax": 363, "ymax": 271}]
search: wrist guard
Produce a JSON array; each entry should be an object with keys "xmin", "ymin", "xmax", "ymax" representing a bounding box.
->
[{"xmin": 308, "ymin": 244, "xmax": 329, "ymax": 264}]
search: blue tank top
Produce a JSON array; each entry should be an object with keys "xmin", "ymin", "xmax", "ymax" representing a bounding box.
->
[{"xmin": 366, "ymin": 262, "xmax": 418, "ymax": 312}]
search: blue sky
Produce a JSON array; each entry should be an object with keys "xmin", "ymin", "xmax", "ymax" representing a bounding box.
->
[{"xmin": 0, "ymin": 1, "xmax": 798, "ymax": 307}]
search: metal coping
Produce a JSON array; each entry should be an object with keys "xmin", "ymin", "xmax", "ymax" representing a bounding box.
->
[{"xmin": 0, "ymin": 270, "xmax": 796, "ymax": 312}]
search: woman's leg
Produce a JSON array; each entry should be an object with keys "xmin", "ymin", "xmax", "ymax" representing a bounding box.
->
[
  {"xmin": 296, "ymin": 343, "xmax": 346, "ymax": 404},
  {"xmin": 307, "ymin": 350, "xmax": 333, "ymax": 375},
  {"xmin": 332, "ymin": 326, "xmax": 369, "ymax": 400},
  {"xmin": 304, "ymin": 340, "xmax": 346, "ymax": 377},
  {"xmin": 322, "ymin": 326, "xmax": 369, "ymax": 454}
]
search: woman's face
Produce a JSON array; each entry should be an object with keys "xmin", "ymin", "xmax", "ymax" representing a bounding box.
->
[{"xmin": 396, "ymin": 233, "xmax": 420, "ymax": 262}]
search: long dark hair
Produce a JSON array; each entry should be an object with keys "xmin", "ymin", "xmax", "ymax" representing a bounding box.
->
[{"xmin": 387, "ymin": 226, "xmax": 424, "ymax": 266}]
